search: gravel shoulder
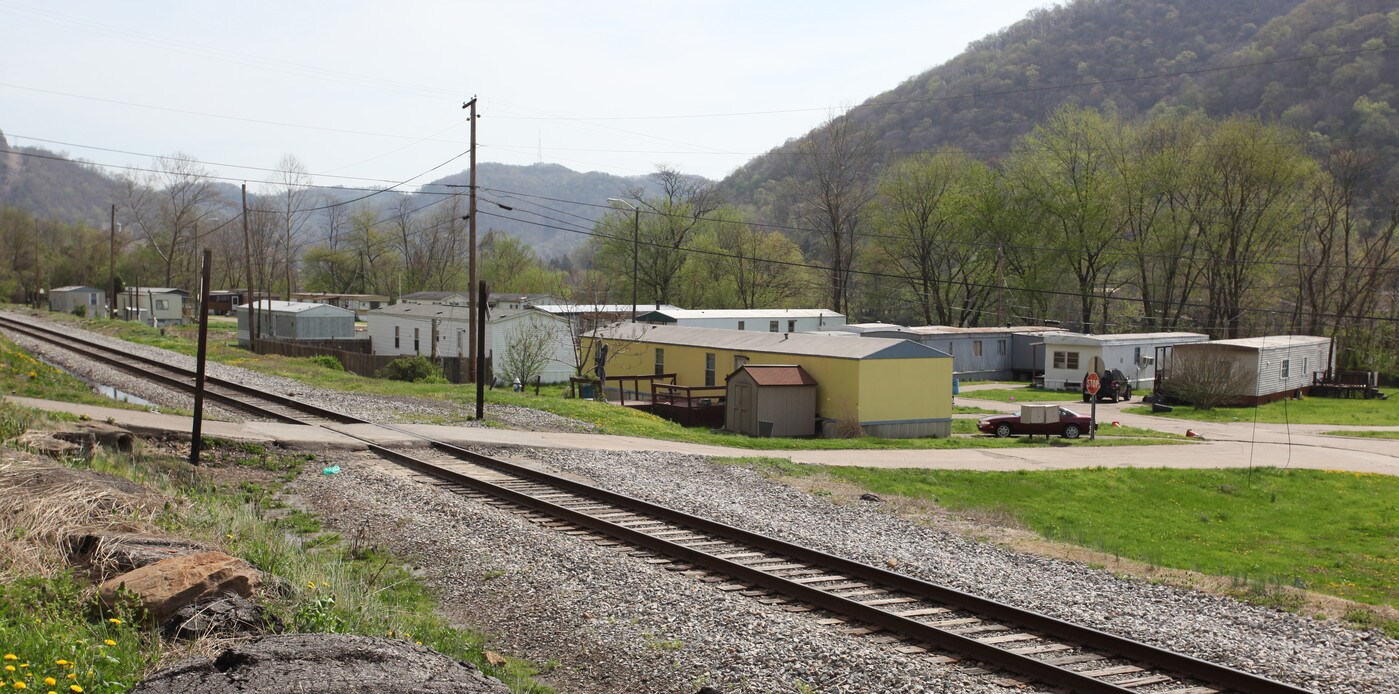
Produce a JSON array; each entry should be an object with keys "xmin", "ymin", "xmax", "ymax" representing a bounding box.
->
[{"xmin": 296, "ymin": 445, "xmax": 1397, "ymax": 694}]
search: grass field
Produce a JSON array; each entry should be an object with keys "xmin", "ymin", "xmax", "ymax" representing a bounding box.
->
[
  {"xmin": 1322, "ymin": 430, "xmax": 1399, "ymax": 440},
  {"xmin": 725, "ymin": 458, "xmax": 1399, "ymax": 615},
  {"xmin": 960, "ymin": 386, "xmax": 1084, "ymax": 403},
  {"xmin": 5, "ymin": 311, "xmax": 1183, "ymax": 451},
  {"xmin": 0, "ymin": 332, "xmax": 155, "ymax": 412},
  {"xmin": 1124, "ymin": 395, "xmax": 1396, "ymax": 426}
]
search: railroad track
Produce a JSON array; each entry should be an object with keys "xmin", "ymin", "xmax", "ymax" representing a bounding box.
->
[{"xmin": 0, "ymin": 313, "xmax": 1313, "ymax": 694}]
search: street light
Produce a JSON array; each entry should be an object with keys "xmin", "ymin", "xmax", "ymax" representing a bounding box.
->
[{"xmin": 606, "ymin": 198, "xmax": 640, "ymax": 321}]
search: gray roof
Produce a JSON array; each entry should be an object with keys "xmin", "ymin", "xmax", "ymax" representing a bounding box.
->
[
  {"xmin": 588, "ymin": 324, "xmax": 949, "ymax": 360},
  {"xmin": 1043, "ymin": 331, "xmax": 1209, "ymax": 346},
  {"xmin": 51, "ymin": 285, "xmax": 102, "ymax": 293},
  {"xmin": 907, "ymin": 325, "xmax": 1066, "ymax": 335},
  {"xmin": 370, "ymin": 303, "xmax": 551, "ymax": 324},
  {"xmin": 637, "ymin": 308, "xmax": 845, "ymax": 322},
  {"xmin": 237, "ymin": 300, "xmax": 354, "ymax": 315},
  {"xmin": 1183, "ymin": 335, "xmax": 1331, "ymax": 350},
  {"xmin": 534, "ymin": 303, "xmax": 682, "ymax": 315}
]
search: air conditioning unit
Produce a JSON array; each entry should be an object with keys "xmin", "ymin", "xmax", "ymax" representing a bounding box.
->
[{"xmin": 1138, "ymin": 355, "xmax": 1155, "ymax": 367}]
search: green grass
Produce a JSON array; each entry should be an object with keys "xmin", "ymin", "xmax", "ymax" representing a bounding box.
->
[
  {"xmin": 724, "ymin": 459, "xmax": 1399, "ymax": 608},
  {"xmin": 0, "ymin": 572, "xmax": 155, "ymax": 693},
  {"xmin": 0, "ymin": 435, "xmax": 551, "ymax": 693},
  {"xmin": 960, "ymin": 386, "xmax": 1082, "ymax": 403},
  {"xmin": 1125, "ymin": 394, "xmax": 1396, "ymax": 426},
  {"xmin": 1321, "ymin": 430, "xmax": 1399, "ymax": 440},
  {"xmin": 0, "ymin": 332, "xmax": 155, "ymax": 411}
]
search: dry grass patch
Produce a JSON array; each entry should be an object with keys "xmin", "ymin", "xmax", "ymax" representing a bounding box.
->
[{"xmin": 0, "ymin": 449, "xmax": 171, "ymax": 580}]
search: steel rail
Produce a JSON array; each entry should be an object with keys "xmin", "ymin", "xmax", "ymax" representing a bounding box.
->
[{"xmin": 0, "ymin": 313, "xmax": 1314, "ymax": 694}]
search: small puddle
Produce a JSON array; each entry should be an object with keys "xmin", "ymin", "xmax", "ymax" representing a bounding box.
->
[
  {"xmin": 36, "ymin": 356, "xmax": 155, "ymax": 407},
  {"xmin": 94, "ymin": 384, "xmax": 154, "ymax": 407}
]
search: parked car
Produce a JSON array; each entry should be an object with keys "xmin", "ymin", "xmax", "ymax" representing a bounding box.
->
[
  {"xmin": 977, "ymin": 407, "xmax": 1095, "ymax": 439},
  {"xmin": 1082, "ymin": 368, "xmax": 1131, "ymax": 403}
]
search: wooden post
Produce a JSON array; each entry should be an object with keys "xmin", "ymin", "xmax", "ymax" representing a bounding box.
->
[
  {"xmin": 109, "ymin": 205, "xmax": 116, "ymax": 318},
  {"xmin": 475, "ymin": 279, "xmax": 487, "ymax": 420},
  {"xmin": 241, "ymin": 184, "xmax": 258, "ymax": 350},
  {"xmin": 189, "ymin": 249, "xmax": 213, "ymax": 466}
]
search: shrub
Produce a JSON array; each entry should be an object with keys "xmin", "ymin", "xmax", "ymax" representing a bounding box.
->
[
  {"xmin": 307, "ymin": 355, "xmax": 345, "ymax": 371},
  {"xmin": 71, "ymin": 305, "xmax": 87, "ymax": 318},
  {"xmin": 376, "ymin": 355, "xmax": 444, "ymax": 383}
]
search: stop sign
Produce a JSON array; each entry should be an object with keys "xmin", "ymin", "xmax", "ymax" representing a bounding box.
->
[{"xmin": 1085, "ymin": 372, "xmax": 1101, "ymax": 395}]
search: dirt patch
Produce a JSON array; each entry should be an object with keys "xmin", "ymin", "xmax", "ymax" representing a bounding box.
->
[{"xmin": 777, "ymin": 473, "xmax": 1399, "ymax": 628}]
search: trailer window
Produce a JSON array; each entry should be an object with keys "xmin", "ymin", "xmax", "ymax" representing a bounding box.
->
[
  {"xmin": 972, "ymin": 340, "xmax": 983, "ymax": 357},
  {"xmin": 769, "ymin": 320, "xmax": 779, "ymax": 333},
  {"xmin": 394, "ymin": 325, "xmax": 400, "ymax": 349},
  {"xmin": 654, "ymin": 348, "xmax": 665, "ymax": 376},
  {"xmin": 998, "ymin": 339, "xmax": 1006, "ymax": 356},
  {"xmin": 705, "ymin": 353, "xmax": 716, "ymax": 386},
  {"xmin": 1052, "ymin": 351, "xmax": 1079, "ymax": 370},
  {"xmin": 1281, "ymin": 359, "xmax": 1290, "ymax": 379}
]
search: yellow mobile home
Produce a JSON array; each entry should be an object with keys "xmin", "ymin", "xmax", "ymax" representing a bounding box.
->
[{"xmin": 584, "ymin": 324, "xmax": 953, "ymax": 438}]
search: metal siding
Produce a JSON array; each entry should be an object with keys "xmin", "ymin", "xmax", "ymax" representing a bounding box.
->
[{"xmin": 858, "ymin": 358, "xmax": 952, "ymax": 428}]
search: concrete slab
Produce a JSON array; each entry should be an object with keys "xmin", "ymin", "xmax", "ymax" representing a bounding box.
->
[{"xmin": 6, "ymin": 397, "xmax": 367, "ymax": 452}]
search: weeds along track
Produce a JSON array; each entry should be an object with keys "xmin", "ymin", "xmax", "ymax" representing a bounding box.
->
[{"xmin": 0, "ymin": 313, "xmax": 1313, "ymax": 694}]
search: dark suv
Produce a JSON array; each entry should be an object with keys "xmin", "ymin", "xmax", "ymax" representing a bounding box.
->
[{"xmin": 1083, "ymin": 368, "xmax": 1131, "ymax": 403}]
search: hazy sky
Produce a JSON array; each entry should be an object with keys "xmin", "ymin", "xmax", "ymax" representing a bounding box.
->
[{"xmin": 1, "ymin": 0, "xmax": 1049, "ymax": 188}]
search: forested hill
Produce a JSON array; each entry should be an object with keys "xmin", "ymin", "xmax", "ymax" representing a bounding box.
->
[
  {"xmin": 423, "ymin": 163, "xmax": 652, "ymax": 258},
  {"xmin": 720, "ymin": 0, "xmax": 1399, "ymax": 216},
  {"xmin": 0, "ymin": 130, "xmax": 122, "ymax": 226}
]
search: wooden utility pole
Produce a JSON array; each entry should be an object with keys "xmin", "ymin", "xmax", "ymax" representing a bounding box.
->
[
  {"xmin": 463, "ymin": 97, "xmax": 479, "ymax": 381},
  {"xmin": 241, "ymin": 184, "xmax": 258, "ymax": 350},
  {"xmin": 190, "ymin": 249, "xmax": 213, "ymax": 465},
  {"xmin": 476, "ymin": 279, "xmax": 487, "ymax": 420},
  {"xmin": 33, "ymin": 218, "xmax": 40, "ymax": 308},
  {"xmin": 109, "ymin": 205, "xmax": 116, "ymax": 318}
]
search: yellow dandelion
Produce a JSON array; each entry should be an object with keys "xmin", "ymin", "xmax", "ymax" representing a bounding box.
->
[
  {"xmin": 306, "ymin": 581, "xmax": 316, "ymax": 590},
  {"xmin": 1, "ymin": 655, "xmax": 13, "ymax": 661},
  {"xmin": 3, "ymin": 666, "xmax": 12, "ymax": 672},
  {"xmin": 53, "ymin": 661, "xmax": 67, "ymax": 667},
  {"xmin": 42, "ymin": 680, "xmax": 54, "ymax": 687},
  {"xmin": 103, "ymin": 640, "xmax": 115, "ymax": 647},
  {"xmin": 107, "ymin": 618, "xmax": 121, "ymax": 625},
  {"xmin": 69, "ymin": 687, "xmax": 82, "ymax": 693},
  {"xmin": 12, "ymin": 683, "xmax": 25, "ymax": 690}
]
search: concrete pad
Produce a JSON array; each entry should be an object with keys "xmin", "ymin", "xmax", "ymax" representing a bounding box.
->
[{"xmin": 6, "ymin": 397, "xmax": 367, "ymax": 452}]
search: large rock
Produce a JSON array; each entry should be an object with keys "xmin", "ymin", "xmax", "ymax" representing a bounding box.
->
[
  {"xmin": 129, "ymin": 634, "xmax": 512, "ymax": 693},
  {"xmin": 98, "ymin": 550, "xmax": 261, "ymax": 624}
]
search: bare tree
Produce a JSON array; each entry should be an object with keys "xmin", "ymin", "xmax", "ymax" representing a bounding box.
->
[
  {"xmin": 497, "ymin": 318, "xmax": 560, "ymax": 386},
  {"xmin": 123, "ymin": 154, "xmax": 220, "ymax": 289},
  {"xmin": 1161, "ymin": 350, "xmax": 1256, "ymax": 410},
  {"xmin": 265, "ymin": 155, "xmax": 314, "ymax": 300},
  {"xmin": 793, "ymin": 111, "xmax": 880, "ymax": 315}
]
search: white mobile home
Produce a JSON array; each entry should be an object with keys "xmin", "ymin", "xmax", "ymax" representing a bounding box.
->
[
  {"xmin": 1168, "ymin": 336, "xmax": 1333, "ymax": 405},
  {"xmin": 1039, "ymin": 332, "xmax": 1209, "ymax": 391},
  {"xmin": 236, "ymin": 301, "xmax": 357, "ymax": 345},
  {"xmin": 48, "ymin": 286, "xmax": 106, "ymax": 316},
  {"xmin": 114, "ymin": 288, "xmax": 187, "ymax": 326},
  {"xmin": 368, "ymin": 303, "xmax": 574, "ymax": 382},
  {"xmin": 635, "ymin": 308, "xmax": 846, "ymax": 333}
]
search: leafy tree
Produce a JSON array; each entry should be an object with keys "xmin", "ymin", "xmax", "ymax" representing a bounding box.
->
[{"xmin": 1006, "ymin": 106, "xmax": 1126, "ymax": 330}]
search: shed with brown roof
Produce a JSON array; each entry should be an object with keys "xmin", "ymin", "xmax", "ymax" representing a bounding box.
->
[{"xmin": 725, "ymin": 364, "xmax": 818, "ymax": 438}]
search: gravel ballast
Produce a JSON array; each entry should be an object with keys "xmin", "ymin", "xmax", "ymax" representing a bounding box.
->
[{"xmin": 5, "ymin": 312, "xmax": 1394, "ymax": 692}]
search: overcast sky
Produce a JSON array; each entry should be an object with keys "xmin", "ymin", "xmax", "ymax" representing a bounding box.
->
[{"xmin": 1, "ymin": 0, "xmax": 1049, "ymax": 188}]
